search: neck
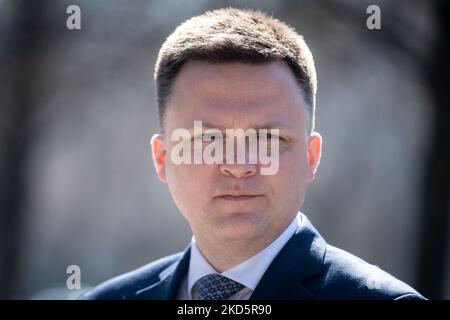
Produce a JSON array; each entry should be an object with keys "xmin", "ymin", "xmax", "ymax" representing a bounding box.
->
[{"xmin": 193, "ymin": 220, "xmax": 292, "ymax": 272}]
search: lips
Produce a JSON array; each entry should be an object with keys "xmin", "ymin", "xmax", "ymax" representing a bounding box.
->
[
  {"xmin": 214, "ymin": 192, "xmax": 264, "ymax": 201},
  {"xmin": 218, "ymin": 195, "xmax": 260, "ymax": 201}
]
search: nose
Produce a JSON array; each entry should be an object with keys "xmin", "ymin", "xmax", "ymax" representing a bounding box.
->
[{"xmin": 219, "ymin": 163, "xmax": 257, "ymax": 178}]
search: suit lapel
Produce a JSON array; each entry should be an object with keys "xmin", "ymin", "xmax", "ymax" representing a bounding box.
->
[
  {"xmin": 135, "ymin": 245, "xmax": 191, "ymax": 300},
  {"xmin": 250, "ymin": 214, "xmax": 327, "ymax": 300},
  {"xmin": 135, "ymin": 214, "xmax": 326, "ymax": 300}
]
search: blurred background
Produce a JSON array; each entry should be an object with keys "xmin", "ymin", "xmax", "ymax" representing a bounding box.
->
[{"xmin": 0, "ymin": 0, "xmax": 449, "ymax": 299}]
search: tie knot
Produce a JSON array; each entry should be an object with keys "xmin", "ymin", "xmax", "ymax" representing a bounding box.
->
[{"xmin": 195, "ymin": 274, "xmax": 245, "ymax": 300}]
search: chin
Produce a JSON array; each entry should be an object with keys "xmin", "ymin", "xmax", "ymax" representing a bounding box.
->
[{"xmin": 214, "ymin": 211, "xmax": 269, "ymax": 240}]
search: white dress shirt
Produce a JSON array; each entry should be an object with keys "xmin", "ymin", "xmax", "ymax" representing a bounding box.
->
[{"xmin": 176, "ymin": 212, "xmax": 301, "ymax": 300}]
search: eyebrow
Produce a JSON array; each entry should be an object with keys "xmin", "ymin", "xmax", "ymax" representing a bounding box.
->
[{"xmin": 190, "ymin": 121, "xmax": 292, "ymax": 131}]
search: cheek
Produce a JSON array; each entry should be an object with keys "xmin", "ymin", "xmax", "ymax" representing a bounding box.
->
[
  {"xmin": 275, "ymin": 149, "xmax": 309, "ymax": 199},
  {"xmin": 165, "ymin": 163, "xmax": 213, "ymax": 208}
]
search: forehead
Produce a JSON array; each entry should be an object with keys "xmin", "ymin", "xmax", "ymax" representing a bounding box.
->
[{"xmin": 165, "ymin": 61, "xmax": 307, "ymax": 131}]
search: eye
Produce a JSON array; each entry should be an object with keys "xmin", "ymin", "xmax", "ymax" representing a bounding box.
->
[
  {"xmin": 257, "ymin": 131, "xmax": 281, "ymax": 141},
  {"xmin": 202, "ymin": 133, "xmax": 217, "ymax": 141}
]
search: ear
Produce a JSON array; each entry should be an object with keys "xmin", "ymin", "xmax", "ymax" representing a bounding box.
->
[
  {"xmin": 150, "ymin": 133, "xmax": 168, "ymax": 183},
  {"xmin": 306, "ymin": 132, "xmax": 322, "ymax": 183}
]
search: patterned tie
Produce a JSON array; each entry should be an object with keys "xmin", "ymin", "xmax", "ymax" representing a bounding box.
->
[{"xmin": 195, "ymin": 274, "xmax": 245, "ymax": 300}]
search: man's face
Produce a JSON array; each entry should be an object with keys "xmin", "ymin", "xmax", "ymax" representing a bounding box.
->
[{"xmin": 151, "ymin": 61, "xmax": 321, "ymax": 243}]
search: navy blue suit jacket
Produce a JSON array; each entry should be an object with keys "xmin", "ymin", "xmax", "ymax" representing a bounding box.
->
[{"xmin": 80, "ymin": 214, "xmax": 425, "ymax": 300}]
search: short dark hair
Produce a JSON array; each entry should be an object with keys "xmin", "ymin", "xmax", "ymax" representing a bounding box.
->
[{"xmin": 154, "ymin": 7, "xmax": 317, "ymax": 133}]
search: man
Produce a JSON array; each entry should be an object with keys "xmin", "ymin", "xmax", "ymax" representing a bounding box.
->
[{"xmin": 80, "ymin": 8, "xmax": 425, "ymax": 300}]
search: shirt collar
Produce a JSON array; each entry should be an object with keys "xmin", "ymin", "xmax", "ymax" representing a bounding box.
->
[{"xmin": 187, "ymin": 212, "xmax": 301, "ymax": 299}]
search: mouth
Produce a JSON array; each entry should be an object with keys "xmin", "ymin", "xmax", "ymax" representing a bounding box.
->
[{"xmin": 214, "ymin": 193, "xmax": 264, "ymax": 201}]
